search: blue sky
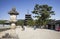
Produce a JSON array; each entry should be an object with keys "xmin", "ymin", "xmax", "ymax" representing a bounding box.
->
[{"xmin": 0, "ymin": 0, "xmax": 60, "ymax": 20}]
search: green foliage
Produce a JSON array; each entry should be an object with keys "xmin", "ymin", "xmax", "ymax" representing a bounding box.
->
[
  {"xmin": 26, "ymin": 19, "xmax": 35, "ymax": 26},
  {"xmin": 0, "ymin": 20, "xmax": 5, "ymax": 24},
  {"xmin": 17, "ymin": 20, "xmax": 24, "ymax": 26},
  {"xmin": 32, "ymin": 4, "xmax": 55, "ymax": 26}
]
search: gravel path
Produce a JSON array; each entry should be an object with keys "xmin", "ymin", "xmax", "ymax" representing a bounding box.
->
[{"xmin": 0, "ymin": 26, "xmax": 60, "ymax": 39}]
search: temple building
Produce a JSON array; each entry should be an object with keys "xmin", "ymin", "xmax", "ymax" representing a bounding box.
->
[{"xmin": 24, "ymin": 11, "xmax": 32, "ymax": 25}]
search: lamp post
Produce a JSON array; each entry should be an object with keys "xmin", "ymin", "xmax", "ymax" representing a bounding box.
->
[{"xmin": 8, "ymin": 7, "xmax": 19, "ymax": 29}]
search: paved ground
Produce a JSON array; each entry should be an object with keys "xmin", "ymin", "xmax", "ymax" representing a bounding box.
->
[{"xmin": 0, "ymin": 26, "xmax": 60, "ymax": 39}]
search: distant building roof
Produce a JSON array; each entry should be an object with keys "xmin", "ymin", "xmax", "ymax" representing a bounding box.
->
[
  {"xmin": 55, "ymin": 20, "xmax": 60, "ymax": 24},
  {"xmin": 48, "ymin": 20, "xmax": 56, "ymax": 25},
  {"xmin": 5, "ymin": 20, "xmax": 10, "ymax": 23}
]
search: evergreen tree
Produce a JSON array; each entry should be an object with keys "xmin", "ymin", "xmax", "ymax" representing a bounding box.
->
[{"xmin": 32, "ymin": 4, "xmax": 55, "ymax": 28}]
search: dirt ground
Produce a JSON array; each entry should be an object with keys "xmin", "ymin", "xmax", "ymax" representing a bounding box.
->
[{"xmin": 0, "ymin": 26, "xmax": 60, "ymax": 39}]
